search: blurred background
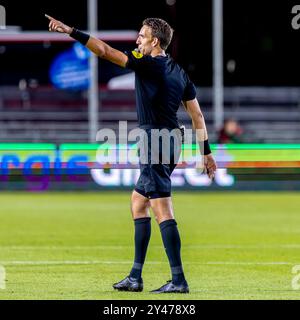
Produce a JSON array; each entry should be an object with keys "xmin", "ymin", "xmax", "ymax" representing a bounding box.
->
[{"xmin": 0, "ymin": 0, "xmax": 299, "ymax": 191}]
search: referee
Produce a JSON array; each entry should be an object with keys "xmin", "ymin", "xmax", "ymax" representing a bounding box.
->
[{"xmin": 46, "ymin": 16, "xmax": 217, "ymax": 293}]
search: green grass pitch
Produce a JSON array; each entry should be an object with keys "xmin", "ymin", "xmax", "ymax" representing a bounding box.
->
[{"xmin": 0, "ymin": 191, "xmax": 300, "ymax": 300}]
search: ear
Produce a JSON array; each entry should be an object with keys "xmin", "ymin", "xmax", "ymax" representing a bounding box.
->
[{"xmin": 151, "ymin": 37, "xmax": 159, "ymax": 47}]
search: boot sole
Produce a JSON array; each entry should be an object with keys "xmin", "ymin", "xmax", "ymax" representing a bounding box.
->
[{"xmin": 113, "ymin": 286, "xmax": 143, "ymax": 292}]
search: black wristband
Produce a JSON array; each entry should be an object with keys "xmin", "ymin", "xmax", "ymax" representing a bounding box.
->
[
  {"xmin": 70, "ymin": 28, "xmax": 90, "ymax": 46},
  {"xmin": 199, "ymin": 139, "xmax": 212, "ymax": 155}
]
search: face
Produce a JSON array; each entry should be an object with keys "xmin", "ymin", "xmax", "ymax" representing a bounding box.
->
[
  {"xmin": 136, "ymin": 25, "xmax": 157, "ymax": 55},
  {"xmin": 225, "ymin": 120, "xmax": 238, "ymax": 134}
]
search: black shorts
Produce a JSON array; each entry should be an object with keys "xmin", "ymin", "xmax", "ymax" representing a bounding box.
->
[{"xmin": 135, "ymin": 126, "xmax": 182, "ymax": 199}]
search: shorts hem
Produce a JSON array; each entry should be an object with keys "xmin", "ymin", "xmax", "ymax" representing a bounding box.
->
[{"xmin": 134, "ymin": 188, "xmax": 171, "ymax": 199}]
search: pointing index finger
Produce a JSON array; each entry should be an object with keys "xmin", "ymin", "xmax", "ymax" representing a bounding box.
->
[{"xmin": 45, "ymin": 14, "xmax": 54, "ymax": 20}]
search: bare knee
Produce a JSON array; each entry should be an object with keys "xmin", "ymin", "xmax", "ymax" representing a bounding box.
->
[
  {"xmin": 150, "ymin": 197, "xmax": 174, "ymax": 224},
  {"xmin": 130, "ymin": 190, "xmax": 150, "ymax": 220}
]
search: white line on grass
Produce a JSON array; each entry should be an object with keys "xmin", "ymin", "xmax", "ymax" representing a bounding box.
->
[
  {"xmin": 204, "ymin": 262, "xmax": 293, "ymax": 265},
  {"xmin": 0, "ymin": 260, "xmax": 295, "ymax": 266},
  {"xmin": 2, "ymin": 244, "xmax": 300, "ymax": 250}
]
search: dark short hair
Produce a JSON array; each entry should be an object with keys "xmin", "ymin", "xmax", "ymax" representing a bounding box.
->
[{"xmin": 142, "ymin": 18, "xmax": 174, "ymax": 50}]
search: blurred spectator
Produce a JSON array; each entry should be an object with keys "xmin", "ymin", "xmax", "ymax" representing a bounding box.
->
[{"xmin": 217, "ymin": 119, "xmax": 243, "ymax": 143}]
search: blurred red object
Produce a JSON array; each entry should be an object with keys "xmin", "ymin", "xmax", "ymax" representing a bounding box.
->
[{"xmin": 217, "ymin": 119, "xmax": 243, "ymax": 143}]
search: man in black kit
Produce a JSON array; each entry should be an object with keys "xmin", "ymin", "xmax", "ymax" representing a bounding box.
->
[{"xmin": 46, "ymin": 15, "xmax": 217, "ymax": 293}]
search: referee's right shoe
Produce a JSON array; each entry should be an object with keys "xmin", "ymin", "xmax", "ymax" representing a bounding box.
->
[
  {"xmin": 150, "ymin": 280, "xmax": 189, "ymax": 294},
  {"xmin": 112, "ymin": 276, "xmax": 143, "ymax": 292}
]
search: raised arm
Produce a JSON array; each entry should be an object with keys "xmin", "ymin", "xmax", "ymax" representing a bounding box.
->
[
  {"xmin": 183, "ymin": 98, "xmax": 217, "ymax": 179},
  {"xmin": 45, "ymin": 14, "xmax": 128, "ymax": 67}
]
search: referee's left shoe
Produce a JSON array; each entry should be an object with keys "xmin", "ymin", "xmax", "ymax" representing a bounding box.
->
[
  {"xmin": 150, "ymin": 280, "xmax": 189, "ymax": 294},
  {"xmin": 112, "ymin": 276, "xmax": 143, "ymax": 292}
]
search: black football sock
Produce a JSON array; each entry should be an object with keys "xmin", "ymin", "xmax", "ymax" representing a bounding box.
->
[
  {"xmin": 159, "ymin": 219, "xmax": 186, "ymax": 285},
  {"xmin": 129, "ymin": 217, "xmax": 151, "ymax": 280}
]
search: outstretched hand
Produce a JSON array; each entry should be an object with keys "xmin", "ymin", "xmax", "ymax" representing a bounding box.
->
[{"xmin": 45, "ymin": 14, "xmax": 72, "ymax": 34}]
